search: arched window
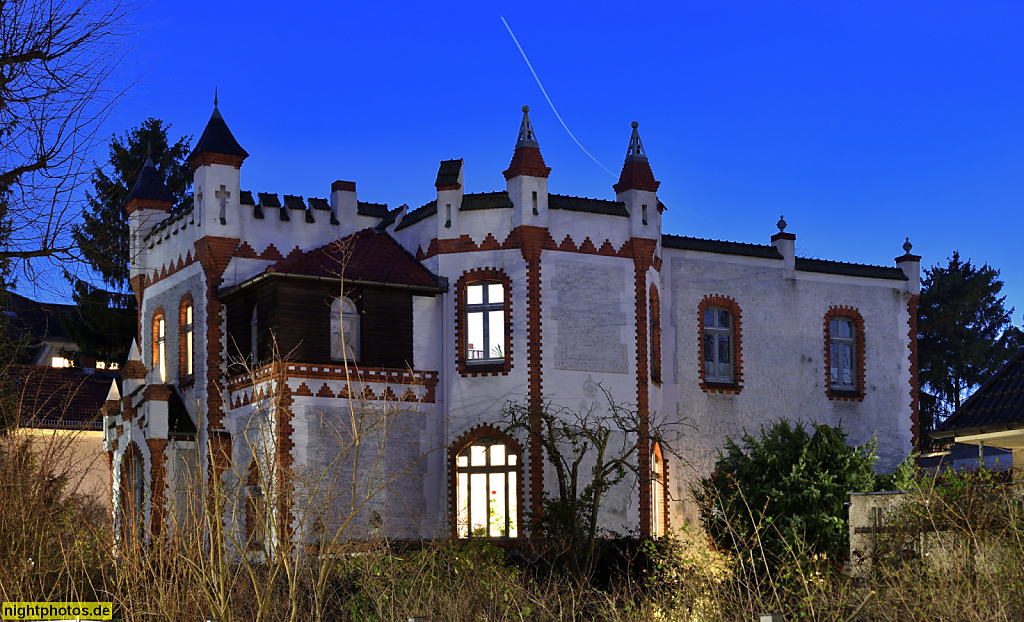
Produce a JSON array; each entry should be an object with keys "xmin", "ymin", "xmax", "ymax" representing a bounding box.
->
[
  {"xmin": 330, "ymin": 296, "xmax": 360, "ymax": 362},
  {"xmin": 650, "ymin": 286, "xmax": 661, "ymax": 384},
  {"xmin": 180, "ymin": 297, "xmax": 194, "ymax": 379},
  {"xmin": 697, "ymin": 295, "xmax": 743, "ymax": 393},
  {"xmin": 453, "ymin": 432, "xmax": 521, "ymax": 538},
  {"xmin": 651, "ymin": 442, "xmax": 666, "ymax": 539},
  {"xmin": 245, "ymin": 460, "xmax": 265, "ymax": 551},
  {"xmin": 153, "ymin": 310, "xmax": 166, "ymax": 383},
  {"xmin": 120, "ymin": 443, "xmax": 146, "ymax": 547}
]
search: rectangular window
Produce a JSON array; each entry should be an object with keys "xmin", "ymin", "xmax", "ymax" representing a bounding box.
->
[
  {"xmin": 184, "ymin": 304, "xmax": 193, "ymax": 377},
  {"xmin": 829, "ymin": 317, "xmax": 856, "ymax": 390},
  {"xmin": 456, "ymin": 441, "xmax": 518, "ymax": 538},
  {"xmin": 466, "ymin": 283, "xmax": 505, "ymax": 362},
  {"xmin": 703, "ymin": 308, "xmax": 732, "ymax": 383}
]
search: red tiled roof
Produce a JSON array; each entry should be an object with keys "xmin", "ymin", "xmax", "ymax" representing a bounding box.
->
[
  {"xmin": 7, "ymin": 365, "xmax": 119, "ymax": 430},
  {"xmin": 265, "ymin": 228, "xmax": 441, "ymax": 289}
]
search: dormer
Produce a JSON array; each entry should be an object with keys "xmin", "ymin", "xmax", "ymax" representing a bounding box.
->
[
  {"xmin": 613, "ymin": 121, "xmax": 661, "ymax": 240},
  {"xmin": 435, "ymin": 159, "xmax": 464, "ymax": 239},
  {"xmin": 504, "ymin": 106, "xmax": 550, "ymax": 229},
  {"xmin": 188, "ymin": 96, "xmax": 248, "ymax": 233}
]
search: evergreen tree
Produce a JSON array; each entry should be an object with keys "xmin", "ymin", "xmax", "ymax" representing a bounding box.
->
[
  {"xmin": 918, "ymin": 252, "xmax": 1023, "ymax": 429},
  {"xmin": 64, "ymin": 119, "xmax": 191, "ymax": 365}
]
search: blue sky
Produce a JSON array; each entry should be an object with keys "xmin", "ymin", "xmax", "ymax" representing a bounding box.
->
[{"xmin": 29, "ymin": 1, "xmax": 1024, "ymax": 320}]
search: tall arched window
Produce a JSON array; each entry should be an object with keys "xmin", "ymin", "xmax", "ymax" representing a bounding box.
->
[
  {"xmin": 245, "ymin": 460, "xmax": 265, "ymax": 551},
  {"xmin": 153, "ymin": 310, "xmax": 166, "ymax": 382},
  {"xmin": 331, "ymin": 296, "xmax": 360, "ymax": 362},
  {"xmin": 824, "ymin": 307, "xmax": 865, "ymax": 400},
  {"xmin": 697, "ymin": 295, "xmax": 743, "ymax": 393},
  {"xmin": 465, "ymin": 282, "xmax": 505, "ymax": 362},
  {"xmin": 452, "ymin": 429, "xmax": 521, "ymax": 539},
  {"xmin": 651, "ymin": 442, "xmax": 666, "ymax": 539},
  {"xmin": 180, "ymin": 297, "xmax": 194, "ymax": 378},
  {"xmin": 120, "ymin": 443, "xmax": 146, "ymax": 547}
]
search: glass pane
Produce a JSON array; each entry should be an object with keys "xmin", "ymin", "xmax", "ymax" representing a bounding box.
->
[
  {"xmin": 186, "ymin": 305, "xmax": 192, "ymax": 325},
  {"xmin": 470, "ymin": 445, "xmax": 486, "ymax": 466},
  {"xmin": 457, "ymin": 455, "xmax": 468, "ymax": 467},
  {"xmin": 507, "ymin": 454, "xmax": 517, "ymax": 466},
  {"xmin": 840, "ymin": 319, "xmax": 852, "ymax": 339},
  {"xmin": 718, "ymin": 335, "xmax": 731, "ymax": 364},
  {"xmin": 467, "ymin": 312, "xmax": 484, "ymax": 359},
  {"xmin": 158, "ymin": 318, "xmax": 165, "ymax": 338},
  {"xmin": 488, "ymin": 311, "xmax": 505, "ymax": 359},
  {"xmin": 488, "ymin": 283, "xmax": 504, "ymax": 304},
  {"xmin": 841, "ymin": 344, "xmax": 854, "ymax": 386},
  {"xmin": 467, "ymin": 284, "xmax": 483, "ymax": 305},
  {"xmin": 830, "ymin": 319, "xmax": 838, "ymax": 336},
  {"xmin": 489, "ymin": 473, "xmax": 506, "ymax": 537},
  {"xmin": 457, "ymin": 473, "xmax": 469, "ymax": 537},
  {"xmin": 703, "ymin": 309, "xmax": 714, "ymax": 327},
  {"xmin": 490, "ymin": 444, "xmax": 506, "ymax": 466},
  {"xmin": 470, "ymin": 473, "xmax": 487, "ymax": 536},
  {"xmin": 508, "ymin": 472, "xmax": 518, "ymax": 538},
  {"xmin": 830, "ymin": 343, "xmax": 840, "ymax": 385},
  {"xmin": 186, "ymin": 331, "xmax": 193, "ymax": 375},
  {"xmin": 717, "ymin": 309, "xmax": 730, "ymax": 328}
]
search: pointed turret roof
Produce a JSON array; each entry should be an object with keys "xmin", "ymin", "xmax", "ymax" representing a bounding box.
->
[
  {"xmin": 187, "ymin": 95, "xmax": 248, "ymax": 170},
  {"xmin": 503, "ymin": 105, "xmax": 551, "ymax": 180},
  {"xmin": 613, "ymin": 121, "xmax": 659, "ymax": 194},
  {"xmin": 126, "ymin": 154, "xmax": 175, "ymax": 204}
]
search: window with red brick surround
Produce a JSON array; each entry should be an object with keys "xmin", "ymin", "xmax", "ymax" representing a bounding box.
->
[
  {"xmin": 448, "ymin": 424, "xmax": 524, "ymax": 538},
  {"xmin": 120, "ymin": 442, "xmax": 145, "ymax": 547},
  {"xmin": 650, "ymin": 285, "xmax": 662, "ymax": 385},
  {"xmin": 824, "ymin": 306, "xmax": 866, "ymax": 401},
  {"xmin": 697, "ymin": 295, "xmax": 743, "ymax": 394},
  {"xmin": 179, "ymin": 294, "xmax": 194, "ymax": 385},
  {"xmin": 245, "ymin": 460, "xmax": 266, "ymax": 551},
  {"xmin": 152, "ymin": 308, "xmax": 166, "ymax": 383},
  {"xmin": 651, "ymin": 441, "xmax": 668, "ymax": 538},
  {"xmin": 455, "ymin": 268, "xmax": 513, "ymax": 376}
]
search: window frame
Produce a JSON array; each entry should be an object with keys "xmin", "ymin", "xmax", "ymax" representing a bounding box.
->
[
  {"xmin": 824, "ymin": 307, "xmax": 866, "ymax": 401},
  {"xmin": 456, "ymin": 269, "xmax": 513, "ymax": 377},
  {"xmin": 179, "ymin": 295, "xmax": 195, "ymax": 384},
  {"xmin": 152, "ymin": 308, "xmax": 166, "ymax": 383},
  {"xmin": 449, "ymin": 425, "xmax": 523, "ymax": 539},
  {"xmin": 245, "ymin": 460, "xmax": 266, "ymax": 552},
  {"xmin": 697, "ymin": 295, "xmax": 743, "ymax": 394},
  {"xmin": 330, "ymin": 295, "xmax": 361, "ymax": 364},
  {"xmin": 651, "ymin": 441, "xmax": 666, "ymax": 539}
]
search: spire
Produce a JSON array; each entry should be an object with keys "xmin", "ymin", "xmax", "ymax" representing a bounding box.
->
[
  {"xmin": 516, "ymin": 104, "xmax": 539, "ymax": 148},
  {"xmin": 125, "ymin": 144, "xmax": 174, "ymax": 213},
  {"xmin": 613, "ymin": 121, "xmax": 659, "ymax": 194},
  {"xmin": 624, "ymin": 120, "xmax": 647, "ymax": 162},
  {"xmin": 187, "ymin": 94, "xmax": 248, "ymax": 170},
  {"xmin": 503, "ymin": 105, "xmax": 550, "ymax": 180}
]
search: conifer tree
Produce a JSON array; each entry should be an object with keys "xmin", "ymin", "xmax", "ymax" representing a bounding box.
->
[{"xmin": 64, "ymin": 119, "xmax": 191, "ymax": 364}]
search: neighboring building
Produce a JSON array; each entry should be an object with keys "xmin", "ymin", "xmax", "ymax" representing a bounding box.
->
[
  {"xmin": 4, "ymin": 292, "xmax": 79, "ymax": 367},
  {"xmin": 107, "ymin": 102, "xmax": 921, "ymax": 549},
  {"xmin": 931, "ymin": 347, "xmax": 1024, "ymax": 475}
]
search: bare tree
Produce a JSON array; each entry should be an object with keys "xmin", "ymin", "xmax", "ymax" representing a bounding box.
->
[{"xmin": 0, "ymin": 0, "xmax": 134, "ymax": 273}]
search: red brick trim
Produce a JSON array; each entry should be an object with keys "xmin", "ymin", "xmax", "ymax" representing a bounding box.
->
[
  {"xmin": 907, "ymin": 295, "xmax": 920, "ymax": 447},
  {"xmin": 140, "ymin": 251, "xmax": 198, "ymax": 292},
  {"xmin": 417, "ymin": 230, "xmax": 650, "ymax": 262},
  {"xmin": 178, "ymin": 292, "xmax": 195, "ymax": 388},
  {"xmin": 276, "ymin": 381, "xmax": 295, "ymax": 542},
  {"xmin": 143, "ymin": 384, "xmax": 171, "ymax": 401},
  {"xmin": 245, "ymin": 460, "xmax": 265, "ymax": 551},
  {"xmin": 188, "ymin": 151, "xmax": 245, "ymax": 171},
  {"xmin": 518, "ymin": 226, "xmax": 549, "ymax": 533},
  {"xmin": 332, "ymin": 180, "xmax": 356, "ymax": 193},
  {"xmin": 195, "ymin": 237, "xmax": 240, "ymax": 431},
  {"xmin": 823, "ymin": 306, "xmax": 866, "ymax": 402},
  {"xmin": 147, "ymin": 438, "xmax": 168, "ymax": 537},
  {"xmin": 151, "ymin": 307, "xmax": 165, "ymax": 378},
  {"xmin": 447, "ymin": 424, "xmax": 524, "ymax": 538},
  {"xmin": 650, "ymin": 285, "xmax": 662, "ymax": 386},
  {"xmin": 697, "ymin": 295, "xmax": 744, "ymax": 394},
  {"xmin": 613, "ymin": 160, "xmax": 660, "ymax": 193},
  {"xmin": 503, "ymin": 146, "xmax": 551, "ymax": 180},
  {"xmin": 454, "ymin": 268, "xmax": 514, "ymax": 377},
  {"xmin": 226, "ymin": 364, "xmax": 439, "ymax": 405},
  {"xmin": 631, "ymin": 237, "xmax": 657, "ymax": 536},
  {"xmin": 119, "ymin": 441, "xmax": 145, "ymax": 546},
  {"xmin": 125, "ymin": 197, "xmax": 172, "ymax": 215}
]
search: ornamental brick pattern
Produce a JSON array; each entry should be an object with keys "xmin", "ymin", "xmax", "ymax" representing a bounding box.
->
[
  {"xmin": 453, "ymin": 268, "xmax": 513, "ymax": 377},
  {"xmin": 195, "ymin": 236, "xmax": 240, "ymax": 430},
  {"xmin": 823, "ymin": 306, "xmax": 867, "ymax": 402},
  {"xmin": 630, "ymin": 237, "xmax": 657, "ymax": 537},
  {"xmin": 120, "ymin": 442, "xmax": 144, "ymax": 545},
  {"xmin": 447, "ymin": 424, "xmax": 524, "ymax": 538},
  {"xmin": 907, "ymin": 295, "xmax": 920, "ymax": 447},
  {"xmin": 188, "ymin": 151, "xmax": 245, "ymax": 170},
  {"xmin": 275, "ymin": 381, "xmax": 296, "ymax": 541},
  {"xmin": 151, "ymin": 307, "xmax": 165, "ymax": 374},
  {"xmin": 697, "ymin": 295, "xmax": 745, "ymax": 395},
  {"xmin": 649, "ymin": 285, "xmax": 662, "ymax": 386},
  {"xmin": 518, "ymin": 225, "xmax": 548, "ymax": 533},
  {"xmin": 147, "ymin": 438, "xmax": 168, "ymax": 536}
]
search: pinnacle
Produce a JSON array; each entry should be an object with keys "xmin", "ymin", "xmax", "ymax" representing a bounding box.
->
[{"xmin": 515, "ymin": 104, "xmax": 539, "ymax": 149}]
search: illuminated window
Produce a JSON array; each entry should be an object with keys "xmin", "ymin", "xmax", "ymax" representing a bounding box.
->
[
  {"xmin": 465, "ymin": 282, "xmax": 505, "ymax": 362},
  {"xmin": 330, "ymin": 296, "xmax": 360, "ymax": 362},
  {"xmin": 153, "ymin": 311, "xmax": 166, "ymax": 382},
  {"xmin": 181, "ymin": 300, "xmax": 194, "ymax": 377},
  {"xmin": 455, "ymin": 438, "xmax": 519, "ymax": 538},
  {"xmin": 651, "ymin": 442, "xmax": 666, "ymax": 539},
  {"xmin": 51, "ymin": 356, "xmax": 72, "ymax": 368}
]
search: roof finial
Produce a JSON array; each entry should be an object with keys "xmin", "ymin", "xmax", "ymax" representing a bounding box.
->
[
  {"xmin": 903, "ymin": 237, "xmax": 913, "ymax": 254},
  {"xmin": 515, "ymin": 104, "xmax": 539, "ymax": 148},
  {"xmin": 143, "ymin": 138, "xmax": 155, "ymax": 168},
  {"xmin": 214, "ymin": 86, "xmax": 218, "ymax": 108},
  {"xmin": 625, "ymin": 120, "xmax": 647, "ymax": 163},
  {"xmin": 777, "ymin": 214, "xmax": 787, "ymax": 233}
]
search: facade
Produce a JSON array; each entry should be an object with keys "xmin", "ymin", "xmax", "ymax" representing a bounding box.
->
[{"xmin": 105, "ymin": 103, "xmax": 921, "ymax": 548}]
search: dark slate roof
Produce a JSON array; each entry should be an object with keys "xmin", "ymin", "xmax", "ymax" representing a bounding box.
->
[
  {"xmin": 549, "ymin": 194, "xmax": 629, "ymax": 217},
  {"xmin": 187, "ymin": 107, "xmax": 248, "ymax": 161},
  {"xmin": 9, "ymin": 365, "xmax": 119, "ymax": 431},
  {"xmin": 5, "ymin": 292, "xmax": 75, "ymax": 343},
  {"xmin": 461, "ymin": 192, "xmax": 514, "ymax": 211},
  {"xmin": 283, "ymin": 195, "xmax": 306, "ymax": 210},
  {"xmin": 126, "ymin": 157, "xmax": 175, "ymax": 204},
  {"xmin": 308, "ymin": 197, "xmax": 330, "ymax": 210},
  {"xmin": 240, "ymin": 190, "xmax": 255, "ymax": 205},
  {"xmin": 435, "ymin": 159, "xmax": 462, "ymax": 188},
  {"xmin": 358, "ymin": 201, "xmax": 389, "ymax": 218},
  {"xmin": 257, "ymin": 193, "xmax": 281, "ymax": 208},
  {"xmin": 795, "ymin": 257, "xmax": 908, "ymax": 281},
  {"xmin": 936, "ymin": 348, "xmax": 1024, "ymax": 435},
  {"xmin": 394, "ymin": 200, "xmax": 437, "ymax": 231},
  {"xmin": 662, "ymin": 234, "xmax": 784, "ymax": 259},
  {"xmin": 376, "ymin": 205, "xmax": 404, "ymax": 230},
  {"xmin": 264, "ymin": 228, "xmax": 444, "ymax": 290}
]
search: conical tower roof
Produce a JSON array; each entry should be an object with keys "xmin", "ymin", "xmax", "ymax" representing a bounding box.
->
[
  {"xmin": 613, "ymin": 121, "xmax": 659, "ymax": 193},
  {"xmin": 187, "ymin": 94, "xmax": 248, "ymax": 169},
  {"xmin": 503, "ymin": 105, "xmax": 551, "ymax": 180},
  {"xmin": 126, "ymin": 154, "xmax": 175, "ymax": 204}
]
